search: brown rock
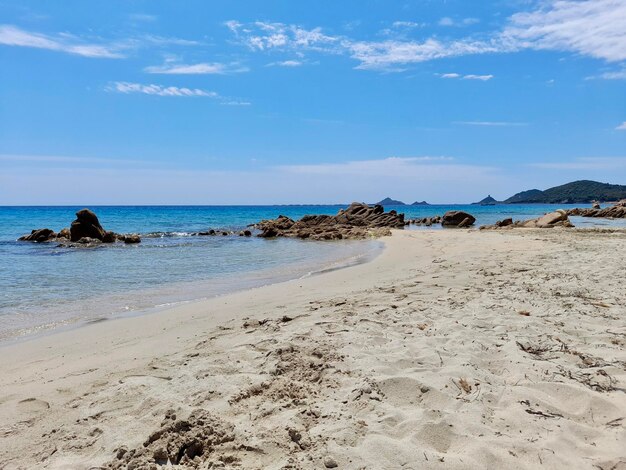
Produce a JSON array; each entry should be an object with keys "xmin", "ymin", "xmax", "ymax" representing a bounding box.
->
[
  {"xmin": 254, "ymin": 203, "xmax": 404, "ymax": 240},
  {"xmin": 70, "ymin": 208, "xmax": 106, "ymax": 241},
  {"xmin": 122, "ymin": 234, "xmax": 141, "ymax": 244},
  {"xmin": 18, "ymin": 228, "xmax": 56, "ymax": 242},
  {"xmin": 442, "ymin": 211, "xmax": 476, "ymax": 227},
  {"xmin": 57, "ymin": 228, "xmax": 71, "ymax": 239}
]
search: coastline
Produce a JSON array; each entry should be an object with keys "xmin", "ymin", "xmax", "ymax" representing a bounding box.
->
[
  {"xmin": 0, "ymin": 237, "xmax": 383, "ymax": 344},
  {"xmin": 1, "ymin": 229, "xmax": 625, "ymax": 469}
]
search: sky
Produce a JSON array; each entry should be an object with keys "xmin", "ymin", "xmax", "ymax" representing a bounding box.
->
[{"xmin": 0, "ymin": 0, "xmax": 625, "ymax": 205}]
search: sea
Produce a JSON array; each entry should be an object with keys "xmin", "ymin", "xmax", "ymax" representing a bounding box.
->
[{"xmin": 1, "ymin": 204, "xmax": 623, "ymax": 341}]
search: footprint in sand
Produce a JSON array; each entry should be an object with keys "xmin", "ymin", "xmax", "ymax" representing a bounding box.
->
[{"xmin": 17, "ymin": 398, "xmax": 50, "ymax": 412}]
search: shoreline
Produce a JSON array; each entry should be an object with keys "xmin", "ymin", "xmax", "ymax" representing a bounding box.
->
[
  {"xmin": 0, "ymin": 238, "xmax": 383, "ymax": 345},
  {"xmin": 1, "ymin": 229, "xmax": 625, "ymax": 469}
]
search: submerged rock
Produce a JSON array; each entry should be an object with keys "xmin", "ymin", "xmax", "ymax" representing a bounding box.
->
[{"xmin": 254, "ymin": 202, "xmax": 404, "ymax": 240}]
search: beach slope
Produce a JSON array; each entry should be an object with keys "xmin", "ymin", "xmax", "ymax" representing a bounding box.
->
[{"xmin": 1, "ymin": 229, "xmax": 625, "ymax": 469}]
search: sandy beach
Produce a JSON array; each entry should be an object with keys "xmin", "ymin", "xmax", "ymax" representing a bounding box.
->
[{"xmin": 1, "ymin": 228, "xmax": 625, "ymax": 469}]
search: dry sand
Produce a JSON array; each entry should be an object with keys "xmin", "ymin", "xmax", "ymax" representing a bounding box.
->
[{"xmin": 0, "ymin": 229, "xmax": 625, "ymax": 469}]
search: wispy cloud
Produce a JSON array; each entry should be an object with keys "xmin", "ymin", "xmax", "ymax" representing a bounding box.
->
[
  {"xmin": 439, "ymin": 73, "xmax": 493, "ymax": 81},
  {"xmin": 106, "ymin": 82, "xmax": 218, "ymax": 97},
  {"xmin": 438, "ymin": 17, "xmax": 480, "ymax": 27},
  {"xmin": 129, "ymin": 13, "xmax": 157, "ymax": 23},
  {"xmin": 453, "ymin": 121, "xmax": 528, "ymax": 127},
  {"xmin": 279, "ymin": 156, "xmax": 462, "ymax": 177},
  {"xmin": 463, "ymin": 74, "xmax": 494, "ymax": 81},
  {"xmin": 0, "ymin": 24, "xmax": 124, "ymax": 58},
  {"xmin": 267, "ymin": 59, "xmax": 304, "ymax": 67},
  {"xmin": 587, "ymin": 67, "xmax": 626, "ymax": 80},
  {"xmin": 144, "ymin": 61, "xmax": 248, "ymax": 74},
  {"xmin": 617, "ymin": 121, "xmax": 626, "ymax": 130},
  {"xmin": 392, "ymin": 21, "xmax": 425, "ymax": 29},
  {"xmin": 530, "ymin": 157, "xmax": 626, "ymax": 170},
  {"xmin": 225, "ymin": 0, "xmax": 626, "ymax": 71},
  {"xmin": 105, "ymin": 81, "xmax": 252, "ymax": 106},
  {"xmin": 503, "ymin": 0, "xmax": 626, "ymax": 62},
  {"xmin": 0, "ymin": 154, "xmax": 147, "ymax": 166}
]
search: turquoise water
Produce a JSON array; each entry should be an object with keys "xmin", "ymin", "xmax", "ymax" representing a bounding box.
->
[{"xmin": 0, "ymin": 204, "xmax": 621, "ymax": 340}]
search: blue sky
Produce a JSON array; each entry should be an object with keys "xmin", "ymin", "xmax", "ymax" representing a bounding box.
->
[{"xmin": 0, "ymin": 0, "xmax": 625, "ymax": 204}]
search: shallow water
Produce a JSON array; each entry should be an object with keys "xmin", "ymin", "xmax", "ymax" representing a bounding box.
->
[{"xmin": 1, "ymin": 204, "xmax": 623, "ymax": 340}]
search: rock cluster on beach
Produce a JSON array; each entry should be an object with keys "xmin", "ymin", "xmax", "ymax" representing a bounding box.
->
[
  {"xmin": 480, "ymin": 209, "xmax": 574, "ymax": 230},
  {"xmin": 254, "ymin": 202, "xmax": 405, "ymax": 240},
  {"xmin": 18, "ymin": 209, "xmax": 141, "ymax": 245},
  {"xmin": 566, "ymin": 200, "xmax": 626, "ymax": 219},
  {"xmin": 407, "ymin": 211, "xmax": 476, "ymax": 228},
  {"xmin": 441, "ymin": 210, "xmax": 476, "ymax": 227}
]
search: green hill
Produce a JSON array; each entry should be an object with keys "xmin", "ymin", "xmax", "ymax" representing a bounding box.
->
[{"xmin": 505, "ymin": 180, "xmax": 626, "ymax": 204}]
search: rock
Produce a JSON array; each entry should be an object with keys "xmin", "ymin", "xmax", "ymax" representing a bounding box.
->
[
  {"xmin": 76, "ymin": 237, "xmax": 101, "ymax": 244},
  {"xmin": 566, "ymin": 200, "xmax": 626, "ymax": 219},
  {"xmin": 18, "ymin": 228, "xmax": 56, "ymax": 242},
  {"xmin": 239, "ymin": 230, "xmax": 252, "ymax": 237},
  {"xmin": 122, "ymin": 234, "xmax": 141, "ymax": 244},
  {"xmin": 197, "ymin": 230, "xmax": 216, "ymax": 236},
  {"xmin": 57, "ymin": 228, "xmax": 71, "ymax": 239},
  {"xmin": 481, "ymin": 210, "xmax": 574, "ymax": 230},
  {"xmin": 442, "ymin": 211, "xmax": 476, "ymax": 227},
  {"xmin": 534, "ymin": 210, "xmax": 568, "ymax": 227},
  {"xmin": 592, "ymin": 202, "xmax": 601, "ymax": 209},
  {"xmin": 254, "ymin": 203, "xmax": 405, "ymax": 240},
  {"xmin": 102, "ymin": 231, "xmax": 117, "ymax": 243},
  {"xmin": 324, "ymin": 456, "xmax": 338, "ymax": 468},
  {"xmin": 457, "ymin": 217, "xmax": 474, "ymax": 228},
  {"xmin": 70, "ymin": 209, "xmax": 106, "ymax": 242}
]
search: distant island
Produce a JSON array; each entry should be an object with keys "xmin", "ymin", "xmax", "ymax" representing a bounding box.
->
[
  {"xmin": 472, "ymin": 195, "xmax": 499, "ymax": 205},
  {"xmin": 376, "ymin": 197, "xmax": 430, "ymax": 206},
  {"xmin": 503, "ymin": 180, "xmax": 626, "ymax": 204}
]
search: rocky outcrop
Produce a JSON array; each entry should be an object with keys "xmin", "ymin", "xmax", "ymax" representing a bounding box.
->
[
  {"xmin": 70, "ymin": 209, "xmax": 107, "ymax": 242},
  {"xmin": 441, "ymin": 211, "xmax": 476, "ymax": 227},
  {"xmin": 481, "ymin": 210, "xmax": 574, "ymax": 230},
  {"xmin": 407, "ymin": 216, "xmax": 442, "ymax": 226},
  {"xmin": 18, "ymin": 228, "xmax": 57, "ymax": 242},
  {"xmin": 566, "ymin": 200, "xmax": 626, "ymax": 219},
  {"xmin": 254, "ymin": 203, "xmax": 405, "ymax": 240},
  {"xmin": 18, "ymin": 209, "xmax": 141, "ymax": 245}
]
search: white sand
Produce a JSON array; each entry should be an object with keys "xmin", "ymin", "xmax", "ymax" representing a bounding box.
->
[{"xmin": 1, "ymin": 229, "xmax": 625, "ymax": 469}]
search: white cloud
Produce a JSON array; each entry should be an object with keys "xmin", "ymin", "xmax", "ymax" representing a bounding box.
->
[
  {"xmin": 0, "ymin": 24, "xmax": 123, "ymax": 58},
  {"xmin": 588, "ymin": 67, "xmax": 626, "ymax": 80},
  {"xmin": 438, "ymin": 17, "xmax": 479, "ymax": 27},
  {"xmin": 225, "ymin": 1, "xmax": 626, "ymax": 71},
  {"xmin": 617, "ymin": 122, "xmax": 626, "ymax": 130},
  {"xmin": 267, "ymin": 59, "xmax": 303, "ymax": 67},
  {"xmin": 439, "ymin": 73, "xmax": 493, "ymax": 80},
  {"xmin": 144, "ymin": 61, "xmax": 248, "ymax": 74},
  {"xmin": 106, "ymin": 82, "xmax": 218, "ymax": 97},
  {"xmin": 463, "ymin": 74, "xmax": 494, "ymax": 81},
  {"xmin": 392, "ymin": 21, "xmax": 425, "ymax": 29},
  {"xmin": 504, "ymin": 0, "xmax": 626, "ymax": 62},
  {"xmin": 454, "ymin": 121, "xmax": 528, "ymax": 127}
]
